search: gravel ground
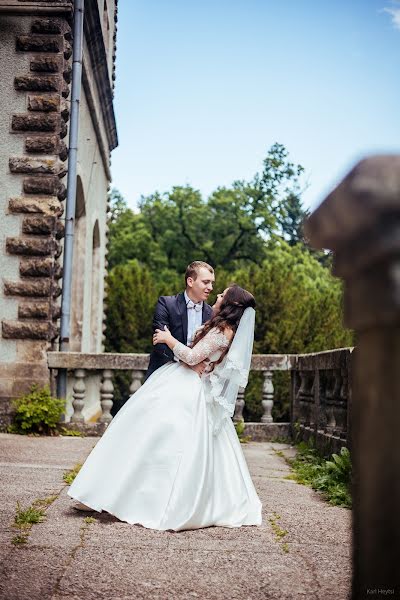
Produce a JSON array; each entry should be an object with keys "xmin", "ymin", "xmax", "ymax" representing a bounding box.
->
[{"xmin": 0, "ymin": 433, "xmax": 351, "ymax": 600}]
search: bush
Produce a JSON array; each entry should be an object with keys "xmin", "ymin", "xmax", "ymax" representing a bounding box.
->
[
  {"xmin": 10, "ymin": 385, "xmax": 65, "ymax": 435},
  {"xmin": 287, "ymin": 440, "xmax": 352, "ymax": 508}
]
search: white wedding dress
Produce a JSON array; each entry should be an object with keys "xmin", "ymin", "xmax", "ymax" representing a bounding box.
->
[{"xmin": 68, "ymin": 327, "xmax": 262, "ymax": 531}]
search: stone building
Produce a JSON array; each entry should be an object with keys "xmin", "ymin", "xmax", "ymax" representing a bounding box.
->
[{"xmin": 0, "ymin": 0, "xmax": 118, "ymax": 425}]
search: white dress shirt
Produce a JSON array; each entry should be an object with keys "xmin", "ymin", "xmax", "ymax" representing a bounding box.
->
[{"xmin": 184, "ymin": 291, "xmax": 203, "ymax": 346}]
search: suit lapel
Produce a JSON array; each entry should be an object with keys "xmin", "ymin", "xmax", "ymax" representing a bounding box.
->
[
  {"xmin": 177, "ymin": 292, "xmax": 188, "ymax": 345},
  {"xmin": 202, "ymin": 302, "xmax": 212, "ymax": 324}
]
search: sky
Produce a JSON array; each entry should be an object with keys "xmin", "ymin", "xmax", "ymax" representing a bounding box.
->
[{"xmin": 110, "ymin": 0, "xmax": 400, "ymax": 213}]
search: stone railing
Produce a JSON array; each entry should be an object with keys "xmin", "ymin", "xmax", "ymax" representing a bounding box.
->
[
  {"xmin": 291, "ymin": 347, "xmax": 353, "ymax": 455},
  {"xmin": 48, "ymin": 349, "xmax": 354, "ymax": 447},
  {"xmin": 47, "ymin": 352, "xmax": 298, "ymax": 439}
]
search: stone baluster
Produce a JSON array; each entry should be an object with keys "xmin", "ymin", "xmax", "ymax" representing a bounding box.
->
[
  {"xmin": 261, "ymin": 370, "xmax": 274, "ymax": 423},
  {"xmin": 304, "ymin": 155, "xmax": 400, "ymax": 597},
  {"xmin": 71, "ymin": 368, "xmax": 85, "ymax": 423},
  {"xmin": 99, "ymin": 369, "xmax": 114, "ymax": 423},
  {"xmin": 233, "ymin": 387, "xmax": 245, "ymax": 422},
  {"xmin": 130, "ymin": 370, "xmax": 144, "ymax": 396}
]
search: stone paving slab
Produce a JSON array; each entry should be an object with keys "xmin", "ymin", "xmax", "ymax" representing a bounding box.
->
[{"xmin": 0, "ymin": 433, "xmax": 351, "ymax": 600}]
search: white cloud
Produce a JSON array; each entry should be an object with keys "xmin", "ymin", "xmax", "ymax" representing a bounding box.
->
[{"xmin": 382, "ymin": 2, "xmax": 400, "ymax": 30}]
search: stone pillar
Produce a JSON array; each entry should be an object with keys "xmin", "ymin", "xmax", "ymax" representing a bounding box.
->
[{"xmin": 304, "ymin": 156, "xmax": 400, "ymax": 598}]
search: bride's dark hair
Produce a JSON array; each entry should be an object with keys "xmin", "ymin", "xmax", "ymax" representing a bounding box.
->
[{"xmin": 191, "ymin": 284, "xmax": 256, "ymax": 365}]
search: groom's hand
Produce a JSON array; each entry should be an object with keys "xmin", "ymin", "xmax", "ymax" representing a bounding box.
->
[{"xmin": 190, "ymin": 361, "xmax": 207, "ymax": 378}]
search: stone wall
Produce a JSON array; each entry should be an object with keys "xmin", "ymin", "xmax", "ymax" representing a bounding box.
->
[{"xmin": 0, "ymin": 1, "xmax": 118, "ymax": 426}]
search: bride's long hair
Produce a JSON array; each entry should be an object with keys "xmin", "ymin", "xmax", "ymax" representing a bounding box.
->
[{"xmin": 191, "ymin": 284, "xmax": 256, "ymax": 366}]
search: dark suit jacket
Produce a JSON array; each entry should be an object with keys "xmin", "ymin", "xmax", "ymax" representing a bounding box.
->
[{"xmin": 145, "ymin": 292, "xmax": 213, "ymax": 380}]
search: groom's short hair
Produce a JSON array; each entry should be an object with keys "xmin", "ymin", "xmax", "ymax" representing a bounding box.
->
[{"xmin": 185, "ymin": 261, "xmax": 214, "ymax": 284}]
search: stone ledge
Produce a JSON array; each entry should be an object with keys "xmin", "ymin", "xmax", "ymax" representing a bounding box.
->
[
  {"xmin": 242, "ymin": 422, "xmax": 291, "ymax": 442},
  {"xmin": 61, "ymin": 422, "xmax": 108, "ymax": 436},
  {"xmin": 47, "ymin": 352, "xmax": 151, "ymax": 370}
]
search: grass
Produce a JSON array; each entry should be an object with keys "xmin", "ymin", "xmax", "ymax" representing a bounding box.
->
[
  {"xmin": 234, "ymin": 421, "xmax": 252, "ymax": 443},
  {"xmin": 282, "ymin": 440, "xmax": 352, "ymax": 509},
  {"xmin": 83, "ymin": 516, "xmax": 96, "ymax": 524},
  {"xmin": 63, "ymin": 463, "xmax": 82, "ymax": 485},
  {"xmin": 59, "ymin": 427, "xmax": 84, "ymax": 437},
  {"xmin": 11, "ymin": 494, "xmax": 58, "ymax": 546},
  {"xmin": 268, "ymin": 512, "xmax": 289, "ymax": 553}
]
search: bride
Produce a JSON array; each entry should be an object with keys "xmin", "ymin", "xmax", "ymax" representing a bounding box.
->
[{"xmin": 68, "ymin": 284, "xmax": 262, "ymax": 531}]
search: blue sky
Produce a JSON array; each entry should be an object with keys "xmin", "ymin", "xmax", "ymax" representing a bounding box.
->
[{"xmin": 111, "ymin": 0, "xmax": 400, "ymax": 212}]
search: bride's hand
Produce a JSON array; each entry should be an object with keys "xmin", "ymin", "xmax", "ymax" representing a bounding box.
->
[{"xmin": 153, "ymin": 326, "xmax": 173, "ymax": 345}]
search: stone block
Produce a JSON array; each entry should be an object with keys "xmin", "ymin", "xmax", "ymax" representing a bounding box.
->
[
  {"xmin": 8, "ymin": 196, "xmax": 63, "ymax": 216},
  {"xmin": 63, "ymin": 62, "xmax": 72, "ymax": 83},
  {"xmin": 58, "ymin": 141, "xmax": 68, "ymax": 161},
  {"xmin": 2, "ymin": 320, "xmax": 56, "ymax": 341},
  {"xmin": 31, "ymin": 19, "xmax": 64, "ymax": 35},
  {"xmin": 19, "ymin": 257, "xmax": 55, "ymax": 277},
  {"xmin": 9, "ymin": 157, "xmax": 66, "ymax": 177},
  {"xmin": 4, "ymin": 279, "xmax": 52, "ymax": 297},
  {"xmin": 55, "ymin": 220, "xmax": 65, "ymax": 239},
  {"xmin": 18, "ymin": 301, "xmax": 50, "ymax": 319},
  {"xmin": 16, "ymin": 35, "xmax": 63, "ymax": 53},
  {"xmin": 6, "ymin": 237, "xmax": 54, "ymax": 256},
  {"xmin": 25, "ymin": 135, "xmax": 58, "ymax": 154},
  {"xmin": 60, "ymin": 101, "xmax": 70, "ymax": 122},
  {"xmin": 60, "ymin": 119, "xmax": 67, "ymax": 138},
  {"xmin": 28, "ymin": 94, "xmax": 60, "ymax": 112},
  {"xmin": 30, "ymin": 56, "xmax": 61, "ymax": 73},
  {"xmin": 23, "ymin": 176, "xmax": 62, "ymax": 195},
  {"xmin": 12, "ymin": 113, "xmax": 59, "ymax": 132},
  {"xmin": 57, "ymin": 182, "xmax": 67, "ymax": 200},
  {"xmin": 61, "ymin": 80, "xmax": 70, "ymax": 99},
  {"xmin": 63, "ymin": 40, "xmax": 72, "ymax": 60},
  {"xmin": 14, "ymin": 75, "xmax": 60, "ymax": 92},
  {"xmin": 22, "ymin": 216, "xmax": 56, "ymax": 235}
]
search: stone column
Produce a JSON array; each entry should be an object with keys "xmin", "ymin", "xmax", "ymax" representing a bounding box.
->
[{"xmin": 304, "ymin": 155, "xmax": 400, "ymax": 598}]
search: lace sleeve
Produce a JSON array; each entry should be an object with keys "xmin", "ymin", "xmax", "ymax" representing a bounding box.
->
[{"xmin": 173, "ymin": 328, "xmax": 230, "ymax": 366}]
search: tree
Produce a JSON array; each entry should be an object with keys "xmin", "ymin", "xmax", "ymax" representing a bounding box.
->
[{"xmin": 107, "ymin": 143, "xmax": 309, "ymax": 274}]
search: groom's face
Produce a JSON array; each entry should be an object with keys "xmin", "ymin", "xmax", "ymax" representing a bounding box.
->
[{"xmin": 187, "ymin": 267, "xmax": 215, "ymax": 303}]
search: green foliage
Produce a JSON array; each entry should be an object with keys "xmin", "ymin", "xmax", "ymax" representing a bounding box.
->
[
  {"xmin": 11, "ymin": 495, "xmax": 57, "ymax": 546},
  {"xmin": 60, "ymin": 427, "xmax": 84, "ymax": 437},
  {"xmin": 286, "ymin": 441, "xmax": 352, "ymax": 508},
  {"xmin": 11, "ymin": 385, "xmax": 65, "ymax": 435},
  {"xmin": 14, "ymin": 501, "xmax": 45, "ymax": 526},
  {"xmin": 268, "ymin": 512, "xmax": 289, "ymax": 553},
  {"xmin": 63, "ymin": 463, "xmax": 82, "ymax": 485},
  {"xmin": 234, "ymin": 420, "xmax": 252, "ymax": 443},
  {"xmin": 107, "ymin": 143, "xmax": 308, "ymax": 275}
]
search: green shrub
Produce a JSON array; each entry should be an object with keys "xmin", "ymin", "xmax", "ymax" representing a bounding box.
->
[
  {"xmin": 287, "ymin": 441, "xmax": 352, "ymax": 508},
  {"xmin": 11, "ymin": 385, "xmax": 65, "ymax": 435}
]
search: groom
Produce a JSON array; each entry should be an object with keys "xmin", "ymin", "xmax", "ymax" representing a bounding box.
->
[{"xmin": 146, "ymin": 261, "xmax": 215, "ymax": 379}]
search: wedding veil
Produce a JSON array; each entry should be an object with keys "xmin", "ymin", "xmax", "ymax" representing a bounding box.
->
[{"xmin": 204, "ymin": 307, "xmax": 256, "ymax": 435}]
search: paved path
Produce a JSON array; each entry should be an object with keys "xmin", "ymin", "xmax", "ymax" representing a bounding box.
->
[{"xmin": 0, "ymin": 433, "xmax": 351, "ymax": 600}]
